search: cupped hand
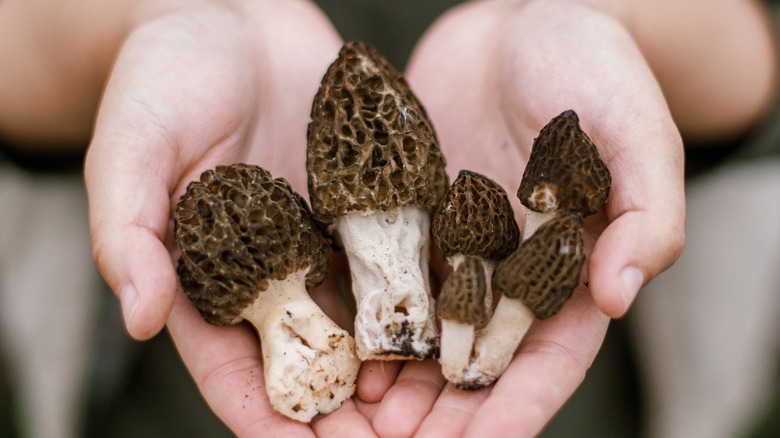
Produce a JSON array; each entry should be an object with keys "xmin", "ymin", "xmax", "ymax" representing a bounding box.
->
[
  {"xmin": 84, "ymin": 0, "xmax": 376, "ymax": 435},
  {"xmin": 367, "ymin": 1, "xmax": 685, "ymax": 436}
]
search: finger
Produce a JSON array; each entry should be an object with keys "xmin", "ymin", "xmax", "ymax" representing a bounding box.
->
[
  {"xmin": 311, "ymin": 399, "xmax": 377, "ymax": 437},
  {"xmin": 372, "ymin": 360, "xmax": 446, "ymax": 438},
  {"xmin": 85, "ymin": 16, "xmax": 252, "ymax": 339},
  {"xmin": 354, "ymin": 398, "xmax": 381, "ymax": 424},
  {"xmin": 85, "ymin": 122, "xmax": 179, "ymax": 340},
  {"xmin": 588, "ymin": 111, "xmax": 686, "ymax": 317},
  {"xmin": 414, "ymin": 384, "xmax": 490, "ymax": 438},
  {"xmin": 463, "ymin": 289, "xmax": 609, "ymax": 437},
  {"xmin": 167, "ymin": 291, "xmax": 315, "ymax": 437},
  {"xmin": 356, "ymin": 360, "xmax": 402, "ymax": 403}
]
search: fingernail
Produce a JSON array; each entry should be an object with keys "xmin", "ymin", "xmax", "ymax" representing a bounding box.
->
[
  {"xmin": 619, "ymin": 267, "xmax": 644, "ymax": 310},
  {"xmin": 120, "ymin": 284, "xmax": 138, "ymax": 331}
]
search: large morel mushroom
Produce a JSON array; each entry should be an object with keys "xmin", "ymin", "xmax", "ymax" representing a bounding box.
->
[
  {"xmin": 174, "ymin": 164, "xmax": 360, "ymax": 422},
  {"xmin": 306, "ymin": 42, "xmax": 448, "ymax": 360}
]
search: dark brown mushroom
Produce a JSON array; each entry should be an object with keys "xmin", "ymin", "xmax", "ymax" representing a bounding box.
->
[
  {"xmin": 306, "ymin": 42, "xmax": 448, "ymax": 360},
  {"xmin": 517, "ymin": 109, "xmax": 611, "ymax": 220},
  {"xmin": 432, "ymin": 170, "xmax": 520, "ymax": 263},
  {"xmin": 175, "ymin": 164, "xmax": 359, "ymax": 423},
  {"xmin": 430, "ymin": 170, "xmax": 519, "ymax": 386},
  {"xmin": 494, "ymin": 214, "xmax": 585, "ymax": 319}
]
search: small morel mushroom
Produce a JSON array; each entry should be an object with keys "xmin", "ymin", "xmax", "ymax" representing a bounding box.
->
[
  {"xmin": 306, "ymin": 42, "xmax": 448, "ymax": 360},
  {"xmin": 431, "ymin": 170, "xmax": 519, "ymax": 386},
  {"xmin": 174, "ymin": 164, "xmax": 360, "ymax": 423},
  {"xmin": 459, "ymin": 110, "xmax": 611, "ymax": 389},
  {"xmin": 516, "ymin": 109, "xmax": 611, "ymax": 239}
]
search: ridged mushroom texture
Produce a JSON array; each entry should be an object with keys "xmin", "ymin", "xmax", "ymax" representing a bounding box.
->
[
  {"xmin": 174, "ymin": 164, "xmax": 360, "ymax": 423},
  {"xmin": 468, "ymin": 110, "xmax": 611, "ymax": 390},
  {"xmin": 431, "ymin": 170, "xmax": 520, "ymax": 388},
  {"xmin": 306, "ymin": 41, "xmax": 448, "ymax": 360}
]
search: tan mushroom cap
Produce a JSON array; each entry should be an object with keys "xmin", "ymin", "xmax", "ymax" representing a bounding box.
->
[
  {"xmin": 432, "ymin": 170, "xmax": 520, "ymax": 262},
  {"xmin": 517, "ymin": 110, "xmax": 611, "ymax": 216},
  {"xmin": 174, "ymin": 164, "xmax": 330, "ymax": 326},
  {"xmin": 306, "ymin": 41, "xmax": 448, "ymax": 224},
  {"xmin": 437, "ymin": 255, "xmax": 490, "ymax": 328},
  {"xmin": 493, "ymin": 214, "xmax": 585, "ymax": 319}
]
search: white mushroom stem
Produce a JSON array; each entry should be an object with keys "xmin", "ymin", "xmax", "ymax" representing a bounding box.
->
[
  {"xmin": 335, "ymin": 206, "xmax": 437, "ymax": 360},
  {"xmin": 463, "ymin": 296, "xmax": 535, "ymax": 387},
  {"xmin": 440, "ymin": 320, "xmax": 475, "ymax": 380},
  {"xmin": 457, "ymin": 208, "xmax": 557, "ymax": 388},
  {"xmin": 239, "ymin": 269, "xmax": 360, "ymax": 422},
  {"xmin": 439, "ymin": 254, "xmax": 495, "ymax": 384}
]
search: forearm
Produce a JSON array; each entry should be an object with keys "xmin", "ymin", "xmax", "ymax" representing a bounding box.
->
[
  {"xmin": 0, "ymin": 0, "xmax": 139, "ymax": 149},
  {"xmin": 0, "ymin": 0, "xmax": 240, "ymax": 151},
  {"xmin": 627, "ymin": 0, "xmax": 777, "ymax": 143},
  {"xmin": 577, "ymin": 0, "xmax": 777, "ymax": 142}
]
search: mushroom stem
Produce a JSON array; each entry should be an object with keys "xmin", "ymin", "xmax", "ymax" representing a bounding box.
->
[
  {"xmin": 239, "ymin": 269, "xmax": 359, "ymax": 422},
  {"xmin": 439, "ymin": 320, "xmax": 475, "ymax": 380},
  {"xmin": 335, "ymin": 206, "xmax": 438, "ymax": 360},
  {"xmin": 462, "ymin": 295, "xmax": 535, "ymax": 389}
]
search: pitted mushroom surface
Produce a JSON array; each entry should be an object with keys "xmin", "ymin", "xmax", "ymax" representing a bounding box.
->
[
  {"xmin": 432, "ymin": 170, "xmax": 520, "ymax": 263},
  {"xmin": 517, "ymin": 109, "xmax": 611, "ymax": 218},
  {"xmin": 494, "ymin": 214, "xmax": 585, "ymax": 319}
]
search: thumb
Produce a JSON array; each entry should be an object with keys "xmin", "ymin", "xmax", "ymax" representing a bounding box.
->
[
  {"xmin": 587, "ymin": 115, "xmax": 686, "ymax": 318},
  {"xmin": 85, "ymin": 107, "xmax": 179, "ymax": 340}
]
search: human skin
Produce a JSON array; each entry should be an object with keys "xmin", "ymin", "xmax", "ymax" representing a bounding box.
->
[
  {"xmin": 365, "ymin": 1, "xmax": 776, "ymax": 437},
  {"xmin": 0, "ymin": 0, "xmax": 776, "ymax": 436}
]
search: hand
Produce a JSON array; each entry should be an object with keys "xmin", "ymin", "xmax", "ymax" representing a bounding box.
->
[
  {"xmin": 85, "ymin": 1, "xmax": 375, "ymax": 435},
  {"xmin": 366, "ymin": 1, "xmax": 685, "ymax": 436}
]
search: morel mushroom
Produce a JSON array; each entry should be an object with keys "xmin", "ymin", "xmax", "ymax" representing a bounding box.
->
[
  {"xmin": 306, "ymin": 42, "xmax": 448, "ymax": 360},
  {"xmin": 432, "ymin": 170, "xmax": 519, "ymax": 385},
  {"xmin": 458, "ymin": 110, "xmax": 611, "ymax": 389},
  {"xmin": 174, "ymin": 164, "xmax": 360, "ymax": 423}
]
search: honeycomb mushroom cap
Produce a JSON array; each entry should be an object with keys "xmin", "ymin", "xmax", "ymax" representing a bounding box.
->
[
  {"xmin": 437, "ymin": 255, "xmax": 490, "ymax": 328},
  {"xmin": 175, "ymin": 164, "xmax": 329, "ymax": 326},
  {"xmin": 493, "ymin": 214, "xmax": 585, "ymax": 319},
  {"xmin": 306, "ymin": 41, "xmax": 448, "ymax": 224},
  {"xmin": 517, "ymin": 110, "xmax": 611, "ymax": 216},
  {"xmin": 432, "ymin": 170, "xmax": 520, "ymax": 262}
]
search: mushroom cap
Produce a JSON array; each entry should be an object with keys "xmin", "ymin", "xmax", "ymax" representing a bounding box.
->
[
  {"xmin": 432, "ymin": 170, "xmax": 520, "ymax": 262},
  {"xmin": 306, "ymin": 41, "xmax": 448, "ymax": 224},
  {"xmin": 517, "ymin": 110, "xmax": 611, "ymax": 216},
  {"xmin": 174, "ymin": 164, "xmax": 330, "ymax": 326},
  {"xmin": 493, "ymin": 214, "xmax": 585, "ymax": 319},
  {"xmin": 437, "ymin": 255, "xmax": 490, "ymax": 328}
]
